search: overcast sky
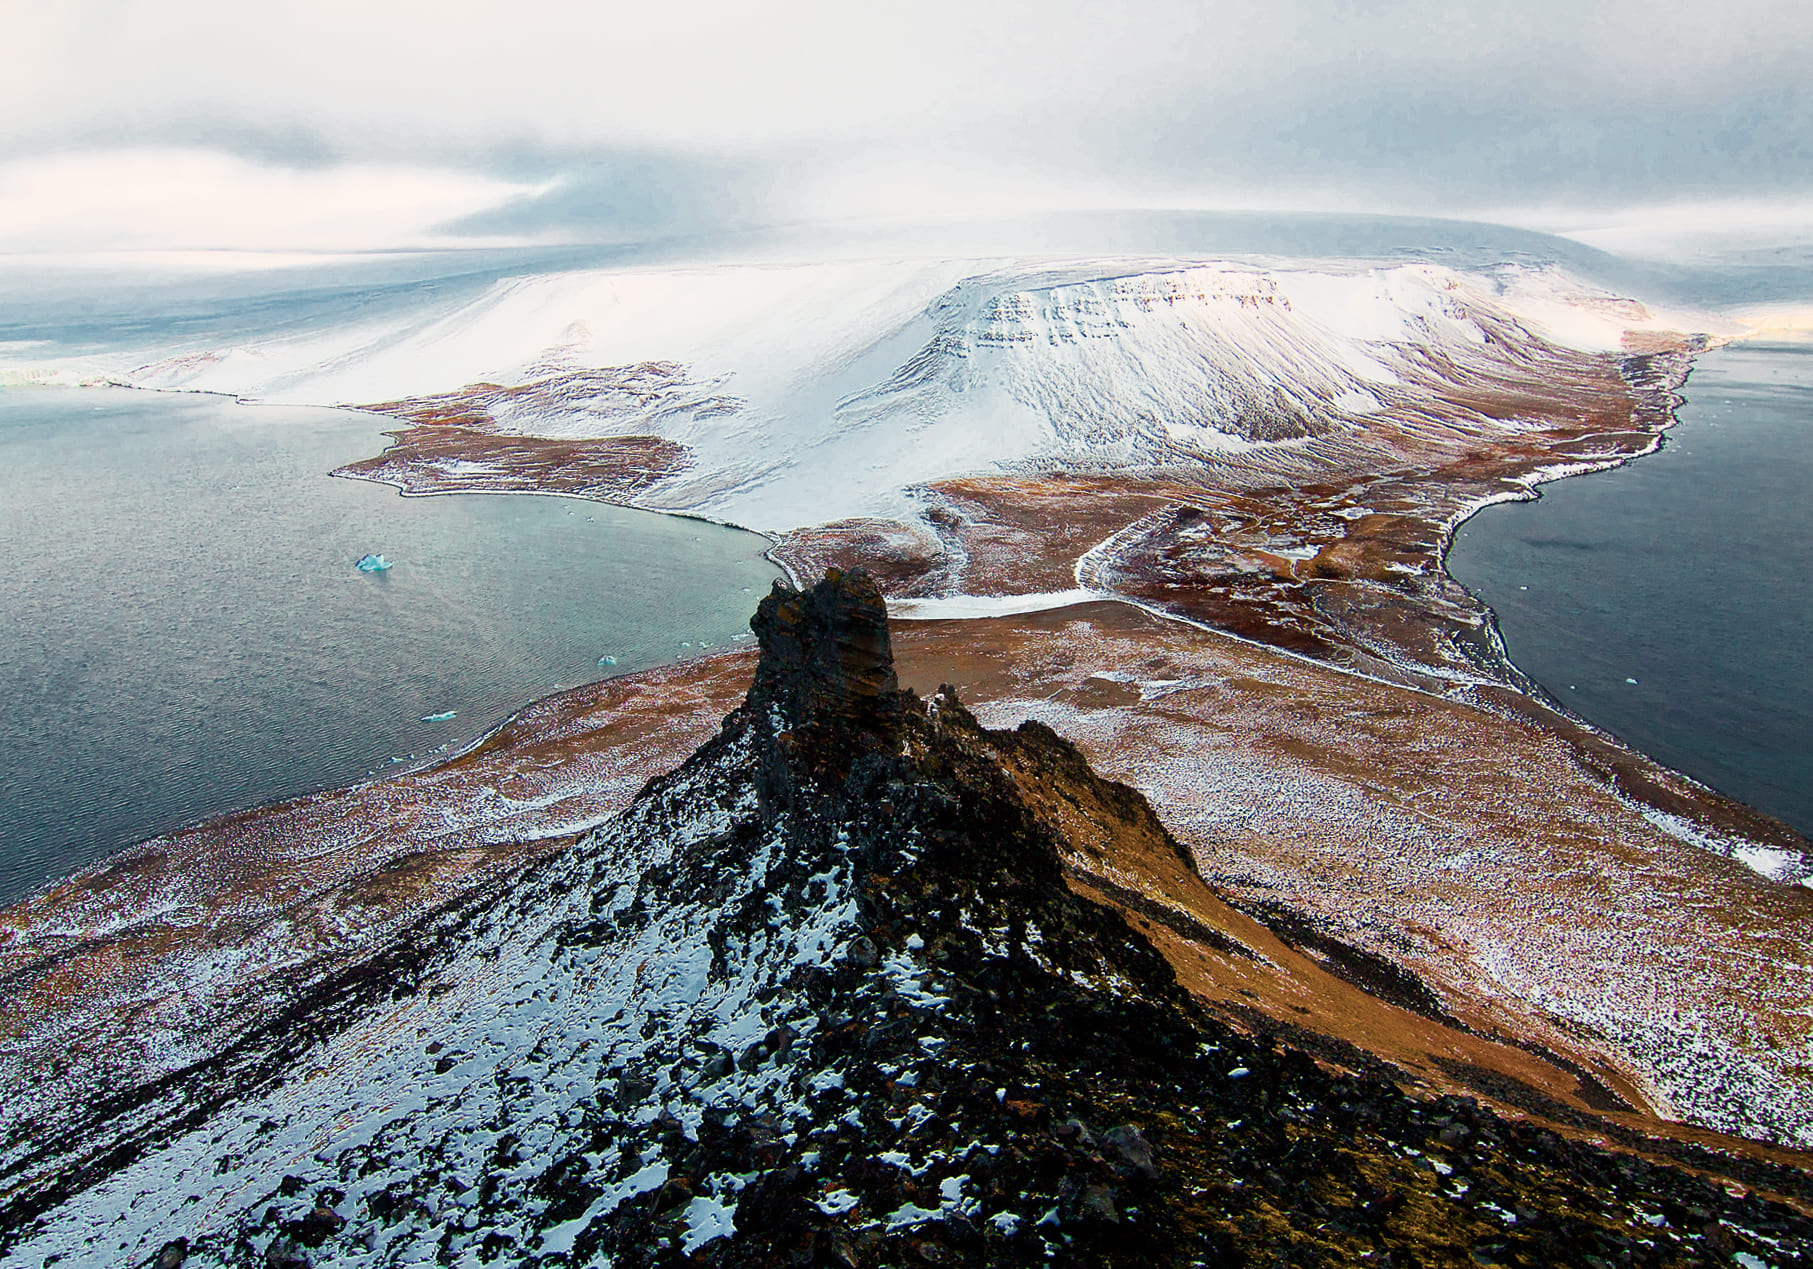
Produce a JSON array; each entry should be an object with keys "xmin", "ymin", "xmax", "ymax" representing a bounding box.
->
[{"xmin": 2, "ymin": 0, "xmax": 1810, "ymax": 253}]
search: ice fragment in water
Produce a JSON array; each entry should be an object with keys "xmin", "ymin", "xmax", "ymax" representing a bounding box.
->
[
  {"xmin": 355, "ymin": 553, "xmax": 393, "ymax": 572},
  {"xmin": 1626, "ymin": 677, "xmax": 1639, "ymax": 685},
  {"xmin": 598, "ymin": 654, "xmax": 618, "ymax": 666},
  {"xmin": 421, "ymin": 710, "xmax": 457, "ymax": 722}
]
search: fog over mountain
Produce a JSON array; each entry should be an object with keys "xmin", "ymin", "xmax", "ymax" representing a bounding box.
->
[{"xmin": 2, "ymin": 0, "xmax": 1810, "ymax": 255}]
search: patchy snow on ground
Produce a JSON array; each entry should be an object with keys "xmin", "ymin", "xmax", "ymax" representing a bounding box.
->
[
  {"xmin": 887, "ymin": 589, "xmax": 1102, "ymax": 620},
  {"xmin": 2, "ymin": 723, "xmax": 874, "ymax": 1265}
]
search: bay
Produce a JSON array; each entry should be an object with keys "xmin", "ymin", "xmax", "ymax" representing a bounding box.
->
[
  {"xmin": 0, "ymin": 387, "xmax": 779, "ymax": 907},
  {"xmin": 1448, "ymin": 341, "xmax": 1813, "ymax": 840}
]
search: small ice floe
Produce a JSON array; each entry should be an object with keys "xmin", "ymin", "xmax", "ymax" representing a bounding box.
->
[
  {"xmin": 354, "ymin": 553, "xmax": 393, "ymax": 572},
  {"xmin": 420, "ymin": 710, "xmax": 457, "ymax": 723},
  {"xmin": 1626, "ymin": 677, "xmax": 1640, "ymax": 685},
  {"xmin": 598, "ymin": 655, "xmax": 618, "ymax": 666}
]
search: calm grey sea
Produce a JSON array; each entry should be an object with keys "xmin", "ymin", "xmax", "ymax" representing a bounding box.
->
[
  {"xmin": 0, "ymin": 388, "xmax": 778, "ymax": 908},
  {"xmin": 1449, "ymin": 341, "xmax": 1813, "ymax": 840}
]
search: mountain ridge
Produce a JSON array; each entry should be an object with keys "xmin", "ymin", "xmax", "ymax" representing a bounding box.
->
[{"xmin": 7, "ymin": 570, "xmax": 1812, "ymax": 1266}]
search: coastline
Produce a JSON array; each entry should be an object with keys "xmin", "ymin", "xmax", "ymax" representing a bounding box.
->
[
  {"xmin": 1445, "ymin": 336, "xmax": 1813, "ymax": 847},
  {"xmin": 311, "ymin": 322, "xmax": 1811, "ymax": 873},
  {"xmin": 16, "ymin": 339, "xmax": 1792, "ymax": 871},
  {"xmin": 6, "ymin": 259, "xmax": 1812, "ymax": 1172},
  {"xmin": 12, "ymin": 316, "xmax": 1785, "ymax": 876},
  {"xmin": 7, "ymin": 589, "xmax": 1812, "ymax": 1158}
]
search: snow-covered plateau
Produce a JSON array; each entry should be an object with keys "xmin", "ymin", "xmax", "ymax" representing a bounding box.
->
[{"xmin": 34, "ymin": 256, "xmax": 1715, "ymax": 533}]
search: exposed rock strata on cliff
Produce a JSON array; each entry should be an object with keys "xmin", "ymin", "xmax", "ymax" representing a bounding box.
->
[{"xmin": 5, "ymin": 573, "xmax": 1810, "ymax": 1266}]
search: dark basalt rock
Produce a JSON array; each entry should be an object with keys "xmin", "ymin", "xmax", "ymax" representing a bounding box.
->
[
  {"xmin": 747, "ymin": 568, "xmax": 903, "ymax": 782},
  {"xmin": 654, "ymin": 573, "xmax": 1813, "ymax": 1267}
]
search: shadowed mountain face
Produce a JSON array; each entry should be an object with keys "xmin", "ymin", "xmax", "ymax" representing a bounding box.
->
[
  {"xmin": 5, "ymin": 572, "xmax": 1812, "ymax": 1267},
  {"xmin": 746, "ymin": 568, "xmax": 903, "ymax": 779}
]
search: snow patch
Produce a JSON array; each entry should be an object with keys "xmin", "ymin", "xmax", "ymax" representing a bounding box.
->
[
  {"xmin": 888, "ymin": 589, "xmax": 1100, "ymax": 620},
  {"xmin": 1636, "ymin": 805, "xmax": 1813, "ymax": 887}
]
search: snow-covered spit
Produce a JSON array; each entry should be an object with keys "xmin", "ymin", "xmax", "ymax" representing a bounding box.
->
[{"xmin": 15, "ymin": 256, "xmax": 1713, "ymax": 534}]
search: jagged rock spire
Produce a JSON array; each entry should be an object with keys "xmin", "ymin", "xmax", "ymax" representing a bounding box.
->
[{"xmin": 746, "ymin": 568, "xmax": 902, "ymax": 774}]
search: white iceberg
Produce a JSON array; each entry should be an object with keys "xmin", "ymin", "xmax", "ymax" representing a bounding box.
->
[{"xmin": 355, "ymin": 553, "xmax": 393, "ymax": 573}]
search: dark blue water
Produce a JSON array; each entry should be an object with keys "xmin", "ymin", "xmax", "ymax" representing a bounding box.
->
[
  {"xmin": 1448, "ymin": 341, "xmax": 1813, "ymax": 840},
  {"xmin": 0, "ymin": 388, "xmax": 778, "ymax": 908}
]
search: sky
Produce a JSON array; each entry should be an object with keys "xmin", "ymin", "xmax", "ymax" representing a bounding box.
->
[{"xmin": 2, "ymin": 0, "xmax": 1810, "ymax": 255}]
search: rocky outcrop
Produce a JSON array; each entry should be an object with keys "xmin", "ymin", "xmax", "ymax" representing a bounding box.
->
[
  {"xmin": 745, "ymin": 569, "xmax": 902, "ymax": 782},
  {"xmin": 6, "ymin": 572, "xmax": 1812, "ymax": 1266}
]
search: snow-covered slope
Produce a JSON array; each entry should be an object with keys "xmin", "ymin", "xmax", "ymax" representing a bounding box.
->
[
  {"xmin": 87, "ymin": 257, "xmax": 1703, "ymax": 531},
  {"xmin": 1, "ymin": 656, "xmax": 852, "ymax": 1263}
]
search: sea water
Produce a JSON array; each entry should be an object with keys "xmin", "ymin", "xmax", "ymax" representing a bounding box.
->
[
  {"xmin": 1448, "ymin": 341, "xmax": 1813, "ymax": 840},
  {"xmin": 0, "ymin": 388, "xmax": 779, "ymax": 907}
]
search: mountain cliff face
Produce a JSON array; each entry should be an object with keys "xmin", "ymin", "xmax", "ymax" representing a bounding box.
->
[{"xmin": 6, "ymin": 573, "xmax": 1811, "ymax": 1267}]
